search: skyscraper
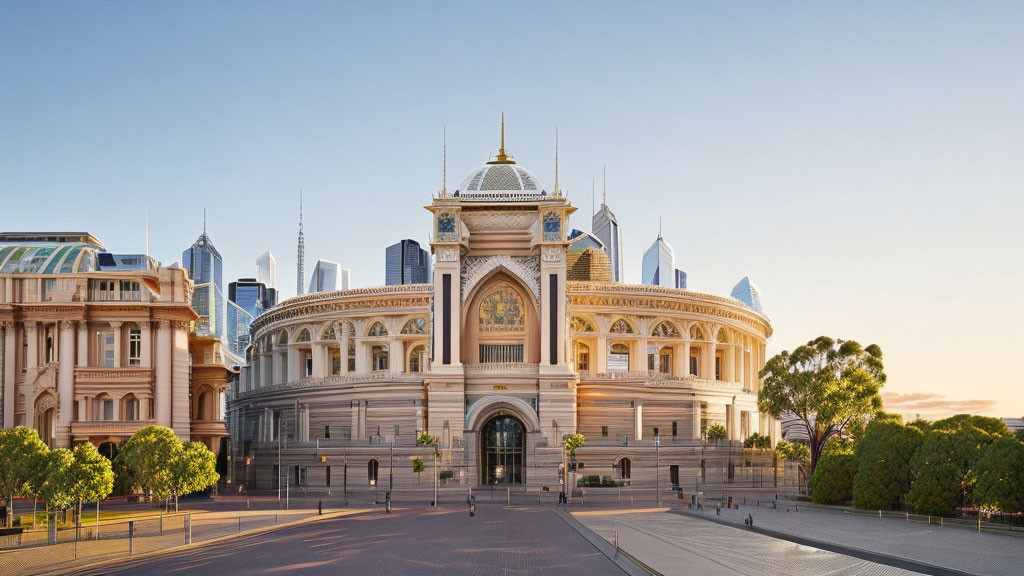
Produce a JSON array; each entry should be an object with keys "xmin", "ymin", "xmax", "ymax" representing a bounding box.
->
[
  {"xmin": 592, "ymin": 167, "xmax": 623, "ymax": 282},
  {"xmin": 675, "ymin": 269, "xmax": 687, "ymax": 290},
  {"xmin": 385, "ymin": 239, "xmax": 431, "ymax": 285},
  {"xmin": 182, "ymin": 227, "xmax": 225, "ymax": 341},
  {"xmin": 641, "ymin": 233, "xmax": 674, "ymax": 287},
  {"xmin": 731, "ymin": 276, "xmax": 765, "ymax": 315},
  {"xmin": 308, "ymin": 259, "xmax": 350, "ymax": 293},
  {"xmin": 296, "ymin": 193, "xmax": 305, "ymax": 296},
  {"xmin": 256, "ymin": 251, "xmax": 276, "ymax": 290},
  {"xmin": 227, "ymin": 277, "xmax": 276, "ymax": 357}
]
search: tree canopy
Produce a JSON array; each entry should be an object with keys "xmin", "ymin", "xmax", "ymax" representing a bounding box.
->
[
  {"xmin": 70, "ymin": 442, "xmax": 114, "ymax": 505},
  {"xmin": 974, "ymin": 436, "xmax": 1024, "ymax": 513},
  {"xmin": 759, "ymin": 336, "xmax": 884, "ymax": 475},
  {"xmin": 169, "ymin": 441, "xmax": 219, "ymax": 503},
  {"xmin": 115, "ymin": 426, "xmax": 182, "ymax": 499},
  {"xmin": 0, "ymin": 427, "xmax": 49, "ymax": 504},
  {"xmin": 562, "ymin": 433, "xmax": 585, "ymax": 456},
  {"xmin": 809, "ymin": 448, "xmax": 857, "ymax": 505},
  {"xmin": 853, "ymin": 419, "xmax": 923, "ymax": 510},
  {"xmin": 907, "ymin": 423, "xmax": 999, "ymax": 516}
]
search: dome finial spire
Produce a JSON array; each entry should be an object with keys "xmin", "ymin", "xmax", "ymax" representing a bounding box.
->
[{"xmin": 490, "ymin": 112, "xmax": 514, "ymax": 164}]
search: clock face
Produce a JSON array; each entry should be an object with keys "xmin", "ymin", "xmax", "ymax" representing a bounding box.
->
[{"xmin": 437, "ymin": 217, "xmax": 455, "ymax": 234}]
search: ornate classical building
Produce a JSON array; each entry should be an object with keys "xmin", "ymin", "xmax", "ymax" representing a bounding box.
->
[
  {"xmin": 229, "ymin": 127, "xmax": 776, "ymax": 492},
  {"xmin": 0, "ymin": 233, "xmax": 230, "ymax": 456}
]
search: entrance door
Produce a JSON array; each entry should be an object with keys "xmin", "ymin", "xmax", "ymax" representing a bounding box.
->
[{"xmin": 481, "ymin": 415, "xmax": 525, "ymax": 485}]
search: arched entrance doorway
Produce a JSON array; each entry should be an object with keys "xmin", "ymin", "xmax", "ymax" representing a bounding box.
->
[{"xmin": 480, "ymin": 415, "xmax": 525, "ymax": 485}]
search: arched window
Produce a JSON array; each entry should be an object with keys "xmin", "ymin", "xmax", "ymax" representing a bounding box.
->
[
  {"xmin": 569, "ymin": 317, "xmax": 595, "ymax": 333},
  {"xmin": 609, "ymin": 319, "xmax": 634, "ymax": 334},
  {"xmin": 331, "ymin": 349, "xmax": 341, "ymax": 375},
  {"xmin": 651, "ymin": 321, "xmax": 679, "ymax": 338},
  {"xmin": 345, "ymin": 323, "xmax": 356, "ymax": 372},
  {"xmin": 95, "ymin": 393, "xmax": 114, "ymax": 421},
  {"xmin": 609, "ymin": 343, "xmax": 630, "ymax": 372},
  {"xmin": 197, "ymin": 391, "xmax": 208, "ymax": 420},
  {"xmin": 478, "ymin": 284, "xmax": 525, "ymax": 333},
  {"xmin": 408, "ymin": 344, "xmax": 426, "ymax": 373},
  {"xmin": 575, "ymin": 342, "xmax": 590, "ymax": 372},
  {"xmin": 689, "ymin": 325, "xmax": 705, "ymax": 341},
  {"xmin": 321, "ymin": 324, "xmax": 337, "ymax": 341},
  {"xmin": 617, "ymin": 457, "xmax": 631, "ymax": 481},
  {"xmin": 659, "ymin": 345, "xmax": 673, "ymax": 374},
  {"xmin": 401, "ymin": 318, "xmax": 428, "ymax": 334},
  {"xmin": 296, "ymin": 329, "xmax": 311, "ymax": 343},
  {"xmin": 689, "ymin": 348, "xmax": 700, "ymax": 376},
  {"xmin": 717, "ymin": 329, "xmax": 730, "ymax": 344},
  {"xmin": 368, "ymin": 459, "xmax": 379, "ymax": 486},
  {"xmin": 368, "ymin": 322, "xmax": 388, "ymax": 337},
  {"xmin": 372, "ymin": 346, "xmax": 389, "ymax": 371},
  {"xmin": 277, "ymin": 330, "xmax": 289, "ymax": 345},
  {"xmin": 123, "ymin": 394, "xmax": 140, "ymax": 421}
]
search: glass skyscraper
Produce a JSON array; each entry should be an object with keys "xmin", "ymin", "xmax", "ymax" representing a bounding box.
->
[
  {"xmin": 592, "ymin": 198, "xmax": 623, "ymax": 282},
  {"xmin": 183, "ymin": 233, "xmax": 224, "ymax": 341},
  {"xmin": 308, "ymin": 259, "xmax": 350, "ymax": 293},
  {"xmin": 731, "ymin": 276, "xmax": 765, "ymax": 315},
  {"xmin": 642, "ymin": 234, "xmax": 674, "ymax": 287},
  {"xmin": 385, "ymin": 239, "xmax": 430, "ymax": 285},
  {"xmin": 226, "ymin": 299, "xmax": 255, "ymax": 358},
  {"xmin": 675, "ymin": 269, "xmax": 687, "ymax": 289}
]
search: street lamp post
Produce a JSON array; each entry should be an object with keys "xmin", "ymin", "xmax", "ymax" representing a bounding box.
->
[
  {"xmin": 277, "ymin": 418, "xmax": 282, "ymax": 505},
  {"xmin": 433, "ymin": 443, "xmax": 440, "ymax": 508},
  {"xmin": 655, "ymin": 433, "xmax": 661, "ymax": 505}
]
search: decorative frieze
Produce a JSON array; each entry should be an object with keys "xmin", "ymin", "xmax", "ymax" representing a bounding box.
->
[{"xmin": 461, "ymin": 255, "xmax": 540, "ymax": 303}]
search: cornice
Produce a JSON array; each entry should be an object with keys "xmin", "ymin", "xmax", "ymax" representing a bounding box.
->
[{"xmin": 251, "ymin": 285, "xmax": 433, "ymax": 335}]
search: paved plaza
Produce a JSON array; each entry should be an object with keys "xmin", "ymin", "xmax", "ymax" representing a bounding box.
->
[
  {"xmin": 574, "ymin": 510, "xmax": 926, "ymax": 576},
  {"xmin": 71, "ymin": 503, "xmax": 627, "ymax": 576},
  {"xmin": 697, "ymin": 505, "xmax": 1024, "ymax": 576}
]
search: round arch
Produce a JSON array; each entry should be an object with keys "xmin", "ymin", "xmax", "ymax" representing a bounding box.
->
[
  {"xmin": 464, "ymin": 395, "xmax": 541, "ymax": 434},
  {"xmin": 461, "ymin": 272, "xmax": 540, "ymax": 364}
]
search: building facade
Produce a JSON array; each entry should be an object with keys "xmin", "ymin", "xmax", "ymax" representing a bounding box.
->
[
  {"xmin": 0, "ymin": 233, "xmax": 229, "ymax": 454},
  {"xmin": 256, "ymin": 251, "xmax": 276, "ymax": 290},
  {"xmin": 228, "ymin": 133, "xmax": 776, "ymax": 493},
  {"xmin": 675, "ymin": 269, "xmax": 687, "ymax": 290},
  {"xmin": 385, "ymin": 239, "xmax": 430, "ymax": 286}
]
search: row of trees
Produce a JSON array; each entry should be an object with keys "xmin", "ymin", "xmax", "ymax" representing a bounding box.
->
[
  {"xmin": 812, "ymin": 414, "xmax": 1024, "ymax": 515},
  {"xmin": 757, "ymin": 334, "xmax": 1024, "ymax": 515},
  {"xmin": 0, "ymin": 425, "xmax": 219, "ymax": 531}
]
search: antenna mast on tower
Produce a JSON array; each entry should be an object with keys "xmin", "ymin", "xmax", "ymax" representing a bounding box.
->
[{"xmin": 297, "ymin": 191, "xmax": 305, "ymax": 296}]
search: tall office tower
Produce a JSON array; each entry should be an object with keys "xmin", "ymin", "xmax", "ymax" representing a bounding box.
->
[
  {"xmin": 256, "ymin": 251, "xmax": 276, "ymax": 290},
  {"xmin": 308, "ymin": 259, "xmax": 350, "ymax": 293},
  {"xmin": 227, "ymin": 277, "xmax": 273, "ymax": 358},
  {"xmin": 182, "ymin": 225, "xmax": 225, "ymax": 341},
  {"xmin": 675, "ymin": 269, "xmax": 687, "ymax": 290},
  {"xmin": 592, "ymin": 169, "xmax": 623, "ymax": 281},
  {"xmin": 296, "ymin": 193, "xmax": 305, "ymax": 296},
  {"xmin": 641, "ymin": 232, "xmax": 675, "ymax": 287},
  {"xmin": 731, "ymin": 276, "xmax": 765, "ymax": 315},
  {"xmin": 225, "ymin": 301, "xmax": 255, "ymax": 359},
  {"xmin": 385, "ymin": 239, "xmax": 431, "ymax": 285}
]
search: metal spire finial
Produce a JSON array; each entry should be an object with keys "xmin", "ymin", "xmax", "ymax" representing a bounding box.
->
[
  {"xmin": 441, "ymin": 126, "xmax": 447, "ymax": 196},
  {"xmin": 203, "ymin": 207, "xmax": 206, "ymax": 236},
  {"xmin": 553, "ymin": 126, "xmax": 560, "ymax": 196},
  {"xmin": 490, "ymin": 112, "xmax": 514, "ymax": 164},
  {"xmin": 602, "ymin": 164, "xmax": 607, "ymax": 206}
]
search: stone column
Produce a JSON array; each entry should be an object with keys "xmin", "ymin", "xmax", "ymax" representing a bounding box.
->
[
  {"xmin": 682, "ymin": 340, "xmax": 691, "ymax": 376},
  {"xmin": 738, "ymin": 342, "xmax": 746, "ymax": 387},
  {"xmin": 707, "ymin": 343, "xmax": 717, "ymax": 380},
  {"xmin": 171, "ymin": 322, "xmax": 190, "ymax": 439},
  {"xmin": 110, "ymin": 322, "xmax": 122, "ymax": 368},
  {"xmin": 355, "ymin": 341, "xmax": 368, "ymax": 374},
  {"xmin": 25, "ymin": 323, "xmax": 38, "ymax": 373},
  {"xmin": 340, "ymin": 327, "xmax": 350, "ymax": 374},
  {"xmin": 140, "ymin": 321, "xmax": 152, "ymax": 368},
  {"xmin": 594, "ymin": 335, "xmax": 607, "ymax": 374},
  {"xmin": 311, "ymin": 343, "xmax": 326, "ymax": 378},
  {"xmin": 389, "ymin": 339, "xmax": 402, "ymax": 374},
  {"xmin": 3, "ymin": 322, "xmax": 16, "ymax": 428},
  {"xmin": 725, "ymin": 345, "xmax": 735, "ymax": 382},
  {"xmin": 350, "ymin": 401, "xmax": 360, "ymax": 442},
  {"xmin": 691, "ymin": 399, "xmax": 701, "ymax": 439},
  {"xmin": 155, "ymin": 321, "xmax": 172, "ymax": 427},
  {"xmin": 55, "ymin": 320, "xmax": 76, "ymax": 447},
  {"xmin": 287, "ymin": 346, "xmax": 301, "ymax": 381},
  {"xmin": 633, "ymin": 338, "xmax": 648, "ymax": 372},
  {"xmin": 76, "ymin": 322, "xmax": 88, "ymax": 367},
  {"xmin": 634, "ymin": 402, "xmax": 643, "ymax": 441},
  {"xmin": 673, "ymin": 344, "xmax": 685, "ymax": 377}
]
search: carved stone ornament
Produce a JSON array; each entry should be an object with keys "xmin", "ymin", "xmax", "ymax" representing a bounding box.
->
[
  {"xmin": 542, "ymin": 246, "xmax": 561, "ymax": 262},
  {"xmin": 437, "ymin": 248, "xmax": 458, "ymax": 262},
  {"xmin": 61, "ymin": 319, "xmax": 77, "ymax": 329},
  {"xmin": 461, "ymin": 255, "xmax": 541, "ymax": 304}
]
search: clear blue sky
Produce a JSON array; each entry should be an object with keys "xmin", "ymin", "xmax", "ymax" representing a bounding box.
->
[{"xmin": 2, "ymin": 2, "xmax": 1022, "ymax": 418}]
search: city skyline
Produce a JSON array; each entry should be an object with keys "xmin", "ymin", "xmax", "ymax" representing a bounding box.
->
[{"xmin": 2, "ymin": 2, "xmax": 1021, "ymax": 418}]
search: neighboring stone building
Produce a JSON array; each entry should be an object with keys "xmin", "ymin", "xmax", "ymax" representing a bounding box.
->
[
  {"xmin": 0, "ymin": 232, "xmax": 229, "ymax": 456},
  {"xmin": 229, "ymin": 126, "xmax": 776, "ymax": 493}
]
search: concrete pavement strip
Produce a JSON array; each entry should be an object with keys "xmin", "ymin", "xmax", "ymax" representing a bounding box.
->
[
  {"xmin": 36, "ymin": 508, "xmax": 378, "ymax": 576},
  {"xmin": 557, "ymin": 509, "xmax": 662, "ymax": 576}
]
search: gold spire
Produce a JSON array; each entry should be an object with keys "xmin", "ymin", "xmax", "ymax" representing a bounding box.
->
[
  {"xmin": 553, "ymin": 126, "xmax": 561, "ymax": 196},
  {"xmin": 488, "ymin": 112, "xmax": 515, "ymax": 164}
]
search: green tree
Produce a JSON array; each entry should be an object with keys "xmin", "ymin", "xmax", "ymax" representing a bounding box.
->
[
  {"xmin": 69, "ymin": 442, "xmax": 114, "ymax": 525},
  {"xmin": 38, "ymin": 449, "xmax": 76, "ymax": 543},
  {"xmin": 931, "ymin": 414, "xmax": 1009, "ymax": 437},
  {"xmin": 706, "ymin": 424, "xmax": 727, "ymax": 444},
  {"xmin": 562, "ymin": 434, "xmax": 585, "ymax": 493},
  {"xmin": 412, "ymin": 457, "xmax": 425, "ymax": 484},
  {"xmin": 907, "ymin": 425, "xmax": 997, "ymax": 516},
  {"xmin": 416, "ymin": 431, "xmax": 435, "ymax": 446},
  {"xmin": 974, "ymin": 436, "xmax": 1024, "ymax": 513},
  {"xmin": 852, "ymin": 419, "xmax": 923, "ymax": 510},
  {"xmin": 0, "ymin": 427, "xmax": 49, "ymax": 525},
  {"xmin": 168, "ymin": 442, "xmax": 219, "ymax": 512},
  {"xmin": 115, "ymin": 426, "xmax": 181, "ymax": 501},
  {"xmin": 743, "ymin": 433, "xmax": 771, "ymax": 450},
  {"xmin": 758, "ymin": 336, "xmax": 885, "ymax": 476},
  {"xmin": 1015, "ymin": 429, "xmax": 1024, "ymax": 443},
  {"xmin": 809, "ymin": 446, "xmax": 857, "ymax": 505}
]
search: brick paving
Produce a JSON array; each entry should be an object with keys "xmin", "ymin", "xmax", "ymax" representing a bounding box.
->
[
  {"xmin": 575, "ymin": 510, "xmax": 925, "ymax": 576},
  {"xmin": 699, "ymin": 505, "xmax": 1024, "ymax": 576},
  {"xmin": 71, "ymin": 503, "xmax": 627, "ymax": 576}
]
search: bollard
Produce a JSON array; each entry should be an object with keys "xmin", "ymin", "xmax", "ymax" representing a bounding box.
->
[
  {"xmin": 940, "ymin": 517, "xmax": 943, "ymax": 527},
  {"xmin": 614, "ymin": 530, "xmax": 619, "ymax": 557},
  {"xmin": 275, "ymin": 513, "xmax": 279, "ymax": 524},
  {"xmin": 978, "ymin": 514, "xmax": 981, "ymax": 533},
  {"xmin": 239, "ymin": 517, "xmax": 242, "ymax": 532},
  {"xmin": 247, "ymin": 499, "xmax": 250, "ymax": 510},
  {"xmin": 879, "ymin": 510, "xmax": 882, "ymax": 518},
  {"xmin": 507, "ymin": 487, "xmax": 510, "ymax": 506},
  {"xmin": 160, "ymin": 514, "xmax": 164, "ymax": 534},
  {"xmin": 128, "ymin": 521, "xmax": 135, "ymax": 557},
  {"xmin": 184, "ymin": 514, "xmax": 192, "ymax": 545}
]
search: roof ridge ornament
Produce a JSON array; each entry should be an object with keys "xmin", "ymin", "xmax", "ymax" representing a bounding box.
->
[{"xmin": 488, "ymin": 112, "xmax": 515, "ymax": 164}]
